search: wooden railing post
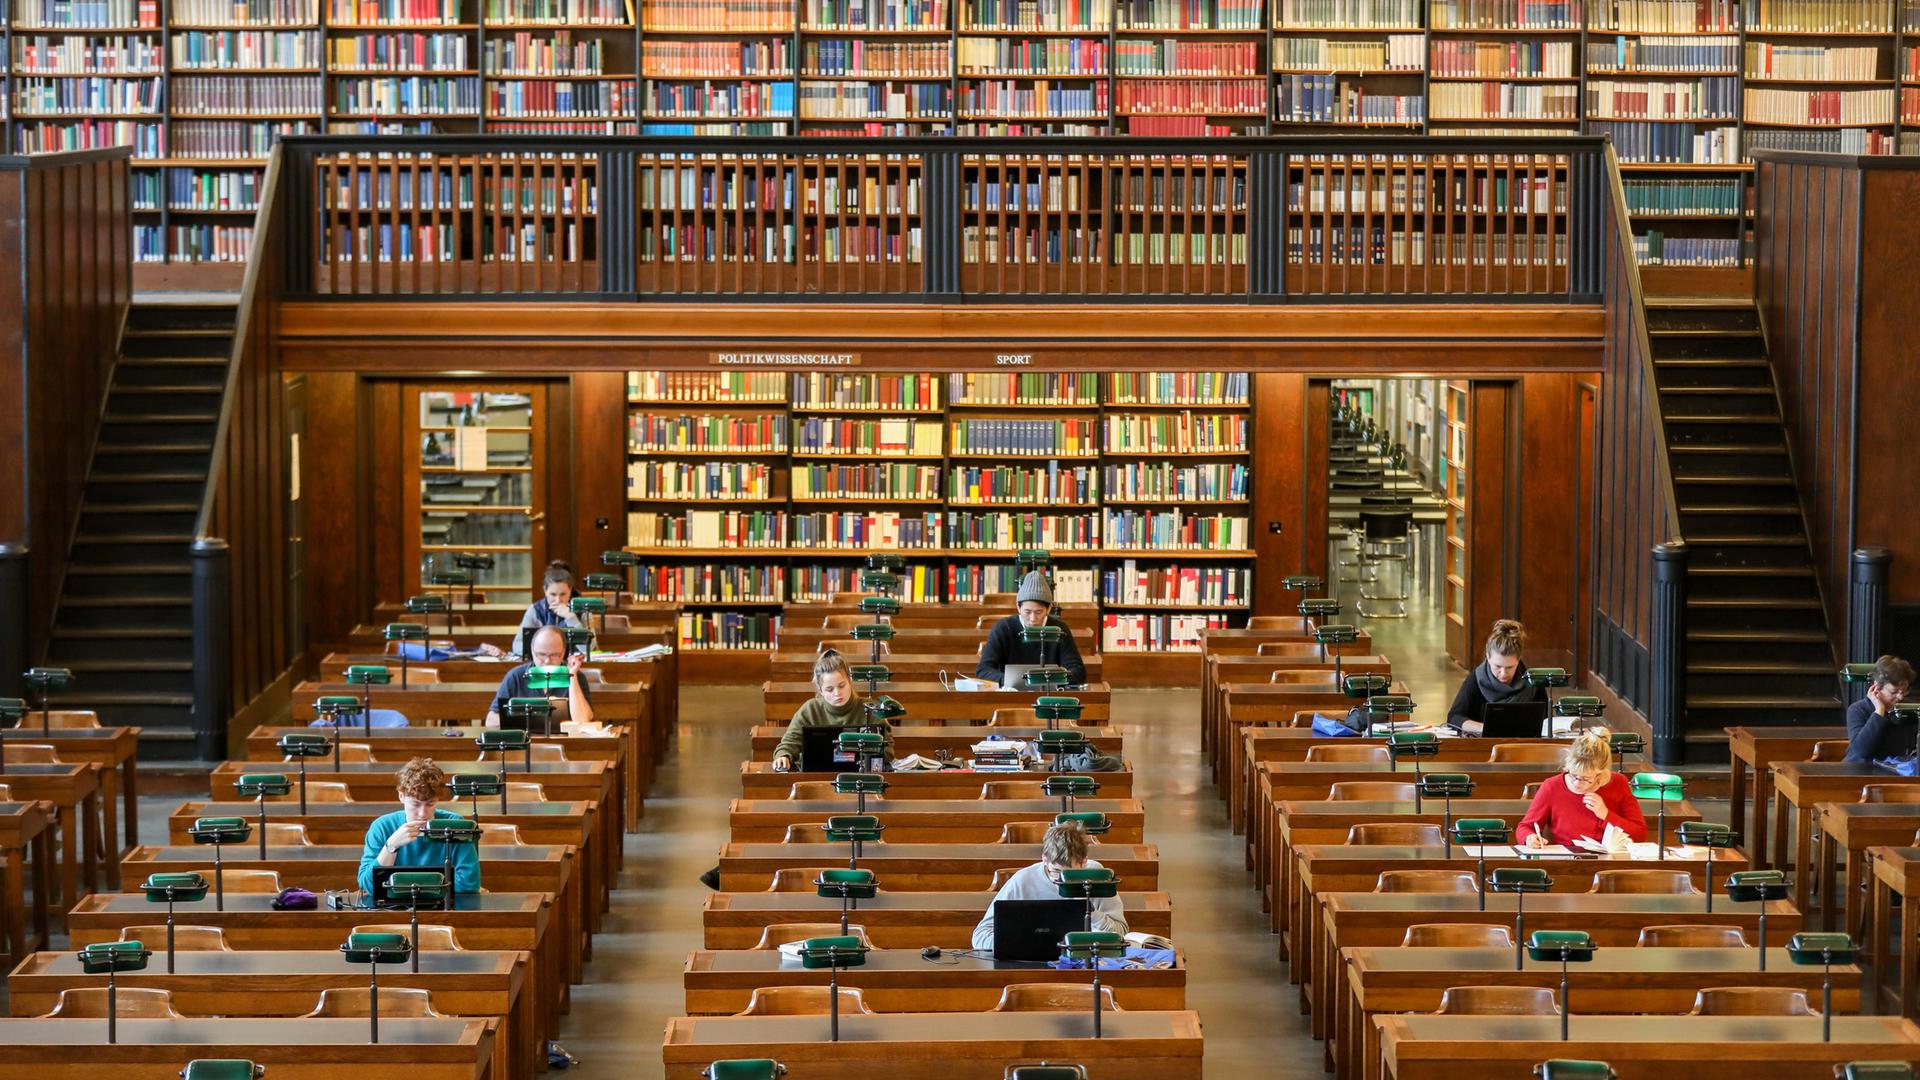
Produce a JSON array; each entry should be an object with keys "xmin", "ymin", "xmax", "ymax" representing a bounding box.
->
[
  {"xmin": 1650, "ymin": 541, "xmax": 1689, "ymax": 765},
  {"xmin": 1847, "ymin": 546, "xmax": 1893, "ymax": 702},
  {"xmin": 190, "ymin": 538, "xmax": 232, "ymax": 760},
  {"xmin": 922, "ymin": 147, "xmax": 960, "ymax": 302},
  {"xmin": 0, "ymin": 544, "xmax": 25, "ymax": 698}
]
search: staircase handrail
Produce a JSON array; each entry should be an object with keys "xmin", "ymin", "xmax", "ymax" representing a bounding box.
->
[{"xmin": 1600, "ymin": 141, "xmax": 1683, "ymax": 543}]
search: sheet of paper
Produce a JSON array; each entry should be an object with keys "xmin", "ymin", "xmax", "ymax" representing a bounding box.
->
[{"xmin": 1459, "ymin": 845, "xmax": 1518, "ymax": 857}]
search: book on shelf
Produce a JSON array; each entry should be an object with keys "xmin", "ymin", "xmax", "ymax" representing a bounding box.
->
[
  {"xmin": 1586, "ymin": 34, "xmax": 1737, "ymax": 73},
  {"xmin": 1745, "ymin": 126, "xmax": 1895, "ymax": 152},
  {"xmin": 627, "ymin": 459, "xmax": 777, "ymax": 499},
  {"xmin": 15, "ymin": 34, "xmax": 164, "ymax": 74},
  {"xmin": 1621, "ymin": 176, "xmax": 1744, "ymax": 215},
  {"xmin": 792, "ymin": 462, "xmax": 942, "ymax": 499},
  {"xmin": 802, "ymin": 0, "xmax": 949, "ymax": 30},
  {"xmin": 1905, "ymin": 84, "xmax": 1920, "ymax": 122},
  {"xmin": 133, "ymin": 223, "xmax": 164, "ymax": 261},
  {"xmin": 485, "ymin": 0, "xmax": 627, "ymax": 22},
  {"xmin": 1103, "ymin": 461, "xmax": 1249, "ymax": 501},
  {"xmin": 1586, "ymin": 76, "xmax": 1736, "ymax": 118},
  {"xmin": 1102, "ymin": 507, "xmax": 1249, "ymax": 548},
  {"xmin": 948, "ymin": 463, "xmax": 1100, "ymax": 505},
  {"xmin": 1272, "ymin": 0, "xmax": 1416, "ymax": 27},
  {"xmin": 677, "ymin": 610, "xmax": 781, "ymax": 649},
  {"xmin": 1742, "ymin": 0, "xmax": 1891, "ymax": 31},
  {"xmin": 949, "ymin": 417, "xmax": 1099, "ymax": 457},
  {"xmin": 944, "ymin": 510, "xmax": 1101, "ymax": 549},
  {"xmin": 947, "ymin": 372, "xmax": 1101, "ymax": 406},
  {"xmin": 14, "ymin": 118, "xmax": 164, "ymax": 155},
  {"xmin": 629, "ymin": 564, "xmax": 786, "ymax": 603},
  {"xmin": 1432, "ymin": 38, "xmax": 1573, "ymax": 77},
  {"xmin": 1744, "ymin": 85, "xmax": 1894, "ymax": 125},
  {"xmin": 641, "ymin": 220, "xmax": 921, "ymax": 263},
  {"xmin": 957, "ymin": 35, "xmax": 1107, "ymax": 75},
  {"xmin": 1274, "ymin": 74, "xmax": 1423, "ymax": 122},
  {"xmin": 1114, "ymin": 229, "xmax": 1247, "ymax": 266},
  {"xmin": 333, "ymin": 73, "xmax": 480, "ymax": 114},
  {"xmin": 960, "ymin": 0, "xmax": 1111, "ymax": 32},
  {"xmin": 132, "ymin": 169, "xmax": 163, "ymax": 209},
  {"xmin": 646, "ymin": 39, "xmax": 794, "ymax": 78},
  {"xmin": 1430, "ymin": 80, "xmax": 1578, "ymax": 120},
  {"xmin": 806, "ymin": 38, "xmax": 950, "ymax": 76},
  {"xmin": 797, "ymin": 80, "xmax": 953, "ymax": 120},
  {"xmin": 629, "ymin": 507, "xmax": 789, "ymax": 546},
  {"xmin": 792, "ymin": 372, "xmax": 941, "ymax": 411},
  {"xmin": 629, "ymin": 411, "xmax": 788, "ymax": 452},
  {"xmin": 958, "ymin": 78, "xmax": 1109, "ymax": 117},
  {"xmin": 327, "ymin": 0, "xmax": 461, "ymax": 23},
  {"xmin": 1101, "ymin": 612, "xmax": 1231, "ymax": 651},
  {"xmin": 168, "ymin": 222, "xmax": 254, "ymax": 261},
  {"xmin": 951, "ymin": 564, "xmax": 1094, "ymax": 603},
  {"xmin": 643, "ymin": 80, "xmax": 795, "ymax": 118},
  {"xmin": 487, "ymin": 31, "xmax": 606, "ymax": 75},
  {"xmin": 14, "ymin": 0, "xmax": 159, "ymax": 27},
  {"xmin": 168, "ymin": 167, "xmax": 264, "ymax": 210},
  {"xmin": 1100, "ymin": 561, "xmax": 1250, "ymax": 605},
  {"xmin": 641, "ymin": 120, "xmax": 792, "ymax": 133},
  {"xmin": 488, "ymin": 78, "xmax": 636, "ymax": 118},
  {"xmin": 793, "ymin": 563, "xmax": 940, "ymax": 602},
  {"xmin": 790, "ymin": 510, "xmax": 944, "ymax": 547},
  {"xmin": 1116, "ymin": 0, "xmax": 1265, "ymax": 29},
  {"xmin": 1115, "ymin": 39, "xmax": 1261, "ymax": 77},
  {"xmin": 628, "ymin": 370, "xmax": 787, "ymax": 402},
  {"xmin": 12, "ymin": 75, "xmax": 162, "ymax": 115},
  {"xmin": 792, "ymin": 416, "xmax": 945, "ymax": 455},
  {"xmin": 1103, "ymin": 411, "xmax": 1248, "ymax": 454},
  {"xmin": 1632, "ymin": 230, "xmax": 1742, "ymax": 266},
  {"xmin": 955, "ymin": 119, "xmax": 1108, "ymax": 133},
  {"xmin": 1430, "ymin": 0, "xmax": 1582, "ymax": 29},
  {"xmin": 1122, "ymin": 115, "xmax": 1237, "ymax": 133},
  {"xmin": 172, "ymin": 117, "xmax": 314, "ymax": 157},
  {"xmin": 642, "ymin": 0, "xmax": 794, "ymax": 29},
  {"xmin": 1590, "ymin": 0, "xmax": 1734, "ymax": 30},
  {"xmin": 1116, "ymin": 77, "xmax": 1266, "ymax": 115},
  {"xmin": 1109, "ymin": 372, "xmax": 1248, "ymax": 405},
  {"xmin": 179, "ymin": 29, "xmax": 323, "ymax": 69},
  {"xmin": 638, "ymin": 159, "xmax": 920, "ymax": 214},
  {"xmin": 1745, "ymin": 42, "xmax": 1882, "ymax": 80},
  {"xmin": 172, "ymin": 74, "xmax": 324, "ymax": 115},
  {"xmin": 171, "ymin": 0, "xmax": 318, "ymax": 25},
  {"xmin": 1273, "ymin": 34, "xmax": 1422, "ymax": 71}
]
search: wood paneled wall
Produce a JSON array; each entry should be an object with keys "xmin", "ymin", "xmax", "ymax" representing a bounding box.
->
[
  {"xmin": 0, "ymin": 148, "xmax": 131, "ymax": 662},
  {"xmin": 1756, "ymin": 152, "xmax": 1920, "ymax": 655}
]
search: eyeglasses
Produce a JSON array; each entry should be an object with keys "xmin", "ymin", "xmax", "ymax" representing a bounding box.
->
[{"xmin": 1564, "ymin": 771, "xmax": 1607, "ymax": 788}]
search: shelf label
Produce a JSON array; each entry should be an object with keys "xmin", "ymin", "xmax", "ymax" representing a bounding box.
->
[
  {"xmin": 994, "ymin": 353, "xmax": 1035, "ymax": 366},
  {"xmin": 712, "ymin": 352, "xmax": 861, "ymax": 367}
]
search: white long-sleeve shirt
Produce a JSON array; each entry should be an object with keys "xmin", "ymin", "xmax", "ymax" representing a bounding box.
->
[{"xmin": 969, "ymin": 860, "xmax": 1128, "ymax": 952}]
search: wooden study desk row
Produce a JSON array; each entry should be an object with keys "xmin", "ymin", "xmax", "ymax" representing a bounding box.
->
[
  {"xmin": 0, "ymin": 724, "xmax": 141, "ymax": 859},
  {"xmin": 758, "ymin": 683, "xmax": 1114, "ymax": 727},
  {"xmin": 1213, "ymin": 681, "xmax": 1411, "ymax": 795},
  {"xmin": 704, "ymin": 889, "xmax": 1171, "ymax": 950},
  {"xmin": 681, "ymin": 948, "xmax": 1188, "ymax": 1014},
  {"xmin": 737, "ymin": 761, "xmax": 1135, "ymax": 800},
  {"xmin": 714, "ymin": 842, "xmax": 1159, "ymax": 892},
  {"xmin": 1767, "ymin": 759, "xmax": 1920, "ymax": 915},
  {"xmin": 780, "ymin": 625, "xmax": 1097, "ymax": 657},
  {"xmin": 728, "ymin": 798, "xmax": 1148, "ymax": 844},
  {"xmin": 748, "ymin": 726, "xmax": 1125, "ymax": 761},
  {"xmin": 0, "ymin": 1018, "xmax": 500, "ymax": 1080},
  {"xmin": 0, "ymin": 801, "xmax": 52, "ymax": 966},
  {"xmin": 767, "ymin": 651, "xmax": 1106, "ymax": 684},
  {"xmin": 1205, "ymin": 656, "xmax": 1396, "ymax": 798},
  {"xmin": 0, "ymin": 763, "xmax": 105, "ymax": 924},
  {"xmin": 1198, "ymin": 627, "xmax": 1380, "ymax": 759},
  {"xmin": 1727, "ymin": 723, "xmax": 1843, "ymax": 868}
]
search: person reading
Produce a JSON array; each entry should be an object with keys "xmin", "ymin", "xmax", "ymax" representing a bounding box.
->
[
  {"xmin": 1844, "ymin": 654, "xmax": 1916, "ymax": 763},
  {"xmin": 771, "ymin": 649, "xmax": 888, "ymax": 772},
  {"xmin": 506, "ymin": 560, "xmax": 586, "ymax": 657},
  {"xmin": 356, "ymin": 756, "xmax": 481, "ymax": 895},
  {"xmin": 1516, "ymin": 728, "xmax": 1647, "ymax": 850},
  {"xmin": 1445, "ymin": 618, "xmax": 1546, "ymax": 731},
  {"xmin": 486, "ymin": 625, "xmax": 594, "ymax": 728},
  {"xmin": 976, "ymin": 571, "xmax": 1087, "ymax": 687},
  {"xmin": 971, "ymin": 819, "xmax": 1126, "ymax": 950}
]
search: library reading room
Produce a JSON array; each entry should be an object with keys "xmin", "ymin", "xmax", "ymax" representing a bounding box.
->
[{"xmin": 2, "ymin": 0, "xmax": 1920, "ymax": 1072}]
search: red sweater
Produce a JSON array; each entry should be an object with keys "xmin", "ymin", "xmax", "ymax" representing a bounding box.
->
[{"xmin": 1515, "ymin": 772, "xmax": 1648, "ymax": 846}]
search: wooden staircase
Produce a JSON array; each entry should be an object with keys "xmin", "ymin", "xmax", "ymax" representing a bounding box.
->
[
  {"xmin": 43, "ymin": 299, "xmax": 236, "ymax": 760},
  {"xmin": 1648, "ymin": 298, "xmax": 1841, "ymax": 761}
]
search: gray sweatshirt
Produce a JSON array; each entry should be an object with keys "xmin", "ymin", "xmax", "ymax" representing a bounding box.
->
[{"xmin": 969, "ymin": 860, "xmax": 1128, "ymax": 951}]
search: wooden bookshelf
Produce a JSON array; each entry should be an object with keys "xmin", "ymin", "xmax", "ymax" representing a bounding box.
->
[{"xmin": 1440, "ymin": 378, "xmax": 1468, "ymax": 663}]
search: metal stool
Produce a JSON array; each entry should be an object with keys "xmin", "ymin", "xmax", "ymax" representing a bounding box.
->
[{"xmin": 1357, "ymin": 509, "xmax": 1413, "ymax": 618}]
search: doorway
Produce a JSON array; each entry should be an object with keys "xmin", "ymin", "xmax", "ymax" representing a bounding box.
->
[{"xmin": 402, "ymin": 384, "xmax": 550, "ymax": 600}]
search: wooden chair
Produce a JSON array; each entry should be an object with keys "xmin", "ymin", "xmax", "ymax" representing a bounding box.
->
[
  {"xmin": 1862, "ymin": 784, "xmax": 1920, "ymax": 804},
  {"xmin": 528, "ymin": 743, "xmax": 568, "ymax": 763},
  {"xmin": 503, "ymin": 782, "xmax": 547, "ymax": 802},
  {"xmin": 819, "ymin": 638, "xmax": 886, "ymax": 656},
  {"xmin": 1256, "ymin": 642, "xmax": 1319, "ymax": 658},
  {"xmin": 980, "ymin": 780, "xmax": 1046, "ymax": 800},
  {"xmin": 1376, "ymin": 870, "xmax": 1478, "ymax": 894},
  {"xmin": 330, "ymin": 743, "xmax": 376, "ymax": 763},
  {"xmin": 751, "ymin": 923, "xmax": 873, "ymax": 950},
  {"xmin": 601, "ymin": 614, "xmax": 631, "ymax": 632},
  {"xmin": 1809, "ymin": 740, "xmax": 1851, "ymax": 762},
  {"xmin": 43, "ymin": 988, "xmax": 183, "ymax": 1018},
  {"xmin": 356, "ymin": 923, "xmax": 462, "ymax": 950},
  {"xmin": 767, "ymin": 867, "xmax": 839, "ymax": 892},
  {"xmin": 1688, "ymin": 987, "xmax": 1814, "ymax": 1016},
  {"xmin": 259, "ymin": 823, "xmax": 311, "ymax": 846},
  {"xmin": 975, "ymin": 615, "xmax": 996, "ymax": 630},
  {"xmin": 1245, "ymin": 616, "xmax": 1297, "ymax": 630},
  {"xmin": 990, "ymin": 707, "xmax": 1040, "ymax": 727},
  {"xmin": 1488, "ymin": 743, "xmax": 1566, "ymax": 764},
  {"xmin": 1306, "ymin": 745, "xmax": 1390, "ymax": 765},
  {"xmin": 304, "ymin": 987, "xmax": 443, "ymax": 1018},
  {"xmin": 1401, "ymin": 924, "xmax": 1513, "ymax": 948},
  {"xmin": 1269, "ymin": 671, "xmax": 1338, "ymax": 688},
  {"xmin": 788, "ymin": 781, "xmax": 848, "ymax": 800},
  {"xmin": 190, "ymin": 869, "xmax": 281, "ymax": 893},
  {"xmin": 1347, "ymin": 822, "xmax": 1444, "ymax": 846},
  {"xmin": 990, "ymin": 983, "xmax": 1122, "ymax": 1012},
  {"xmin": 1328, "ymin": 781, "xmax": 1415, "ymax": 802},
  {"xmin": 781, "ymin": 822, "xmax": 836, "ymax": 843},
  {"xmin": 276, "ymin": 781, "xmax": 353, "ymax": 803},
  {"xmin": 0, "ymin": 783, "xmax": 11, "ymax": 800},
  {"xmin": 477, "ymin": 823, "xmax": 527, "ymax": 845},
  {"xmin": 822, "ymin": 615, "xmax": 866, "ymax": 631},
  {"xmin": 6, "ymin": 744, "xmax": 61, "ymax": 764},
  {"xmin": 40, "ymin": 710, "xmax": 101, "ymax": 729},
  {"xmin": 120, "ymin": 925, "xmax": 232, "ymax": 951},
  {"xmin": 982, "ymin": 592, "xmax": 1017, "ymax": 608},
  {"xmin": 1637, "ymin": 924, "xmax": 1748, "ymax": 948},
  {"xmin": 990, "ymin": 867, "xmax": 1027, "ymax": 889},
  {"xmin": 1520, "ymin": 782, "xmax": 1547, "ymax": 799},
  {"xmin": 406, "ymin": 668, "xmax": 442, "ymax": 684},
  {"xmin": 998, "ymin": 821, "xmax": 1052, "ymax": 844},
  {"xmin": 738, "ymin": 986, "xmax": 874, "ymax": 1016},
  {"xmin": 1434, "ymin": 986, "xmax": 1558, "ymax": 1015},
  {"xmin": 827, "ymin": 592, "xmax": 872, "ymax": 605},
  {"xmin": 1590, "ymin": 869, "xmax": 1698, "ymax": 895}
]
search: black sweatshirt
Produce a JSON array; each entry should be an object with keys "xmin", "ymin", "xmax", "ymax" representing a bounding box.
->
[
  {"xmin": 1844, "ymin": 695, "xmax": 1915, "ymax": 763},
  {"xmin": 975, "ymin": 613, "xmax": 1087, "ymax": 687},
  {"xmin": 1445, "ymin": 661, "xmax": 1545, "ymax": 730}
]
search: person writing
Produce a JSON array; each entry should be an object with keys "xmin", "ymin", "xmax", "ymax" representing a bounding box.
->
[
  {"xmin": 506, "ymin": 561, "xmax": 586, "ymax": 657},
  {"xmin": 976, "ymin": 571, "xmax": 1087, "ymax": 687},
  {"xmin": 772, "ymin": 650, "xmax": 888, "ymax": 772},
  {"xmin": 1516, "ymin": 728, "xmax": 1647, "ymax": 849},
  {"xmin": 971, "ymin": 820, "xmax": 1126, "ymax": 950},
  {"xmin": 1843, "ymin": 654, "xmax": 1916, "ymax": 763},
  {"xmin": 486, "ymin": 625, "xmax": 594, "ymax": 727},
  {"xmin": 1446, "ymin": 619, "xmax": 1546, "ymax": 732},
  {"xmin": 357, "ymin": 757, "xmax": 481, "ymax": 895}
]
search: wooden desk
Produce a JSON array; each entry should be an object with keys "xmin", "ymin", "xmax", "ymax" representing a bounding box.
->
[
  {"xmin": 9, "ymin": 950, "xmax": 534, "ymax": 1080},
  {"xmin": 346, "ymin": 621, "xmax": 671, "ymax": 652},
  {"xmin": 661, "ymin": 1010, "xmax": 1203, "ymax": 1080},
  {"xmin": 1870, "ymin": 846, "xmax": 1920, "ymax": 1017},
  {"xmin": 728, "ymin": 798, "xmax": 1146, "ymax": 843},
  {"xmin": 292, "ymin": 679, "xmax": 649, "ymax": 731},
  {"xmin": 1200, "ymin": 626, "xmax": 1374, "ymax": 658},
  {"xmin": 1728, "ymin": 724, "xmax": 1843, "ymax": 868},
  {"xmin": 701, "ymin": 890, "xmax": 1172, "ymax": 948},
  {"xmin": 1772, "ymin": 759, "xmax": 1920, "ymax": 912},
  {"xmin": 1205, "ymin": 656, "xmax": 1394, "ymax": 780},
  {"xmin": 0, "ymin": 1017, "xmax": 496, "ymax": 1080},
  {"xmin": 759, "ymin": 682, "xmax": 1114, "ymax": 726},
  {"xmin": 1315, "ymin": 892, "xmax": 1804, "ymax": 1045},
  {"xmin": 787, "ymin": 601, "xmax": 1004, "ymax": 628},
  {"xmin": 0, "ymin": 726, "xmax": 139, "ymax": 871},
  {"xmin": 1216, "ymin": 682, "xmax": 1410, "ymax": 791},
  {"xmin": 779, "ymin": 625, "xmax": 1097, "ymax": 656},
  {"xmin": 1374, "ymin": 1015, "xmax": 1920, "ymax": 1080},
  {"xmin": 0, "ymin": 763, "xmax": 103, "ymax": 920},
  {"xmin": 682, "ymin": 948, "xmax": 1186, "ymax": 1013},
  {"xmin": 0, "ymin": 801, "xmax": 52, "ymax": 966},
  {"xmin": 768, "ymin": 652, "xmax": 1106, "ymax": 683},
  {"xmin": 749, "ymin": 726, "xmax": 1124, "ymax": 761},
  {"xmin": 1812, "ymin": 802, "xmax": 1920, "ymax": 941},
  {"xmin": 739, "ymin": 761, "xmax": 1135, "ymax": 801},
  {"xmin": 715, "ymin": 842, "xmax": 1158, "ymax": 891},
  {"xmin": 1342, "ymin": 948, "xmax": 1859, "ymax": 1080}
]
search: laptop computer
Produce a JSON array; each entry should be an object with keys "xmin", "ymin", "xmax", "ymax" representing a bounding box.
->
[
  {"xmin": 1000, "ymin": 664, "xmax": 1041, "ymax": 690},
  {"xmin": 1480, "ymin": 700, "xmax": 1552, "ymax": 739},
  {"xmin": 497, "ymin": 694, "xmax": 568, "ymax": 733},
  {"xmin": 992, "ymin": 898, "xmax": 1088, "ymax": 963},
  {"xmin": 799, "ymin": 725, "xmax": 860, "ymax": 773}
]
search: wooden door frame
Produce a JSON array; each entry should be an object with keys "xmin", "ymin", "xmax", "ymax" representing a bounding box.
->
[{"xmin": 400, "ymin": 382, "xmax": 552, "ymax": 602}]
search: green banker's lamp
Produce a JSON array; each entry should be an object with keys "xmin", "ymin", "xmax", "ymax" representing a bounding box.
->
[
  {"xmin": 1606, "ymin": 730, "xmax": 1645, "ymax": 768},
  {"xmin": 312, "ymin": 696, "xmax": 362, "ymax": 765},
  {"xmin": 1056, "ymin": 811, "xmax": 1109, "ymax": 837},
  {"xmin": 181, "ymin": 1062, "xmax": 265, "ymax": 1080},
  {"xmin": 600, "ymin": 550, "xmax": 640, "ymax": 571},
  {"xmin": 23, "ymin": 666, "xmax": 71, "ymax": 735},
  {"xmin": 0, "ymin": 698, "xmax": 25, "ymax": 771},
  {"xmin": 1534, "ymin": 1062, "xmax": 1615, "ymax": 1080},
  {"xmin": 451, "ymin": 773, "xmax": 505, "ymax": 821},
  {"xmin": 570, "ymin": 595, "xmax": 607, "ymax": 637},
  {"xmin": 560, "ymin": 626, "xmax": 594, "ymax": 660},
  {"xmin": 1022, "ymin": 665, "xmax": 1071, "ymax": 692},
  {"xmin": 1421, "ymin": 773, "xmax": 1476, "ymax": 857},
  {"xmin": 1345, "ymin": 672, "xmax": 1390, "ymax": 710},
  {"xmin": 452, "ymin": 553, "xmax": 493, "ymax": 610},
  {"xmin": 421, "ymin": 818, "xmax": 478, "ymax": 911},
  {"xmin": 526, "ymin": 664, "xmax": 575, "ymax": 735},
  {"xmin": 426, "ymin": 571, "xmax": 467, "ymax": 634},
  {"xmin": 1384, "ymin": 725, "xmax": 1434, "ymax": 808},
  {"xmin": 1675, "ymin": 820, "xmax": 1733, "ymax": 911},
  {"xmin": 1314, "ymin": 623, "xmax": 1359, "ymax": 680},
  {"xmin": 406, "ymin": 592, "xmax": 453, "ymax": 645},
  {"xmin": 822, "ymin": 814, "xmax": 884, "ymax": 872},
  {"xmin": 703, "ymin": 1062, "xmax": 784, "ymax": 1080},
  {"xmin": 344, "ymin": 665, "xmax": 391, "ymax": 737},
  {"xmin": 476, "ymin": 728, "xmax": 532, "ymax": 809},
  {"xmin": 277, "ymin": 732, "xmax": 330, "ymax": 813},
  {"xmin": 1044, "ymin": 775, "xmax": 1098, "ymax": 815},
  {"xmin": 1628, "ymin": 771, "xmax": 1684, "ymax": 861},
  {"xmin": 1016, "ymin": 549, "xmax": 1052, "ymax": 577},
  {"xmin": 1020, "ymin": 623, "xmax": 1066, "ymax": 677},
  {"xmin": 851, "ymin": 621, "xmax": 894, "ymax": 667},
  {"xmin": 1451, "ymin": 818, "xmax": 1512, "ymax": 911},
  {"xmin": 1035, "ymin": 696, "xmax": 1082, "ymax": 730},
  {"xmin": 141, "ymin": 872, "xmax": 209, "ymax": 973},
  {"xmin": 798, "ymin": 935, "xmax": 868, "ymax": 1042},
  {"xmin": 848, "ymin": 664, "xmax": 891, "ymax": 698},
  {"xmin": 837, "ymin": 729, "xmax": 889, "ymax": 774},
  {"xmin": 1522, "ymin": 666, "xmax": 1570, "ymax": 715},
  {"xmin": 1788, "ymin": 931, "xmax": 1855, "ymax": 1042},
  {"xmin": 1556, "ymin": 696, "xmax": 1606, "ymax": 734},
  {"xmin": 1006, "ymin": 1067, "xmax": 1088, "ymax": 1080},
  {"xmin": 1038, "ymin": 727, "xmax": 1088, "ymax": 773},
  {"xmin": 339, "ymin": 931, "xmax": 412, "ymax": 1043},
  {"xmin": 813, "ymin": 868, "xmax": 877, "ymax": 937},
  {"xmin": 1837, "ymin": 1065, "xmax": 1916, "ymax": 1079},
  {"xmin": 831, "ymin": 772, "xmax": 887, "ymax": 814},
  {"xmin": 383, "ymin": 870, "xmax": 449, "ymax": 972},
  {"xmin": 1726, "ymin": 869, "xmax": 1789, "ymax": 970},
  {"xmin": 233, "ymin": 773, "xmax": 290, "ymax": 860},
  {"xmin": 1488, "ymin": 866, "xmax": 1555, "ymax": 970},
  {"xmin": 581, "ymin": 572, "xmax": 625, "ymax": 618},
  {"xmin": 859, "ymin": 570, "xmax": 901, "ymax": 605},
  {"xmin": 858, "ymin": 695, "xmax": 905, "ymax": 736},
  {"xmin": 1298, "ymin": 597, "xmax": 1341, "ymax": 633},
  {"xmin": 77, "ymin": 940, "xmax": 150, "ymax": 1044},
  {"xmin": 867, "ymin": 553, "xmax": 906, "ymax": 573},
  {"xmin": 1281, "ymin": 574, "xmax": 1325, "ymax": 602},
  {"xmin": 1527, "ymin": 930, "xmax": 1596, "ymax": 1041},
  {"xmin": 1059, "ymin": 930, "xmax": 1126, "ymax": 1039},
  {"xmin": 1056, "ymin": 866, "xmax": 1118, "ymax": 934},
  {"xmin": 382, "ymin": 623, "xmax": 427, "ymax": 689},
  {"xmin": 188, "ymin": 816, "xmax": 250, "ymax": 909},
  {"xmin": 858, "ymin": 595, "xmax": 900, "ymax": 619}
]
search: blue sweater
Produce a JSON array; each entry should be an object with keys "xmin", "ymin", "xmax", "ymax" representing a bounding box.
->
[{"xmin": 357, "ymin": 809, "xmax": 483, "ymax": 895}]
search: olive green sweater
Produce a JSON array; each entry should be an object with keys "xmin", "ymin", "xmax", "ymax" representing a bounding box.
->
[{"xmin": 773, "ymin": 695, "xmax": 890, "ymax": 763}]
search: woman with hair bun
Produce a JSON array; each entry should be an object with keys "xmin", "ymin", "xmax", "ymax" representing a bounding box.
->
[
  {"xmin": 1445, "ymin": 618, "xmax": 1546, "ymax": 731},
  {"xmin": 1515, "ymin": 728, "xmax": 1647, "ymax": 848},
  {"xmin": 507, "ymin": 560, "xmax": 586, "ymax": 657}
]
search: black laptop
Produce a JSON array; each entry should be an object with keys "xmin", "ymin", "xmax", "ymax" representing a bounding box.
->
[
  {"xmin": 1480, "ymin": 700, "xmax": 1552, "ymax": 739},
  {"xmin": 992, "ymin": 898, "xmax": 1088, "ymax": 963},
  {"xmin": 799, "ymin": 726, "xmax": 860, "ymax": 773}
]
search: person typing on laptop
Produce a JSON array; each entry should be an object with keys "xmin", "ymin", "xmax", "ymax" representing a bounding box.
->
[
  {"xmin": 1516, "ymin": 728, "xmax": 1646, "ymax": 850},
  {"xmin": 356, "ymin": 757, "xmax": 481, "ymax": 895},
  {"xmin": 976, "ymin": 571, "xmax": 1086, "ymax": 689},
  {"xmin": 970, "ymin": 820, "xmax": 1125, "ymax": 950},
  {"xmin": 485, "ymin": 625, "xmax": 593, "ymax": 728},
  {"xmin": 1445, "ymin": 619, "xmax": 1545, "ymax": 732},
  {"xmin": 772, "ymin": 649, "xmax": 889, "ymax": 772}
]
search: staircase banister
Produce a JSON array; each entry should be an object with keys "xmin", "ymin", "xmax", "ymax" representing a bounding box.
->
[{"xmin": 1599, "ymin": 141, "xmax": 1683, "ymax": 545}]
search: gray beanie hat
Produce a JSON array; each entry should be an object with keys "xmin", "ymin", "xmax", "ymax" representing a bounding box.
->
[{"xmin": 1016, "ymin": 571, "xmax": 1053, "ymax": 607}]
